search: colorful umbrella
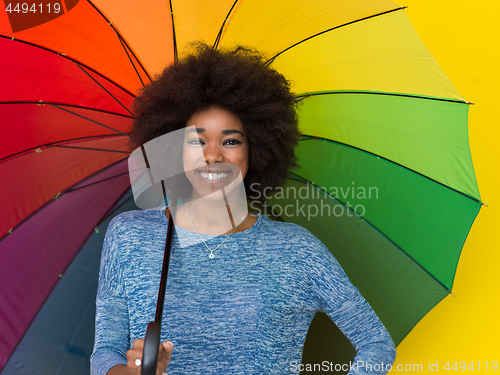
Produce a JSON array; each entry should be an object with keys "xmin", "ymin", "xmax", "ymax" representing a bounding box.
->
[{"xmin": 0, "ymin": 0, "xmax": 482, "ymax": 373}]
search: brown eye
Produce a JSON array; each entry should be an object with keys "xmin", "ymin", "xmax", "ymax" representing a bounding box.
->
[
  {"xmin": 223, "ymin": 139, "xmax": 242, "ymax": 146},
  {"xmin": 187, "ymin": 138, "xmax": 204, "ymax": 146}
]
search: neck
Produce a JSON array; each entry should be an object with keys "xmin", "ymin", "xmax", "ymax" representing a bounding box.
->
[{"xmin": 171, "ymin": 189, "xmax": 247, "ymax": 235}]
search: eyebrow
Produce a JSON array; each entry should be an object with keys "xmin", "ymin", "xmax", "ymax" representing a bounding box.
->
[{"xmin": 186, "ymin": 128, "xmax": 245, "ymax": 137}]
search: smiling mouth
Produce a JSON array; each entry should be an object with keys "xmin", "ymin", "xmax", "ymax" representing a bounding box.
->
[{"xmin": 197, "ymin": 171, "xmax": 231, "ymax": 183}]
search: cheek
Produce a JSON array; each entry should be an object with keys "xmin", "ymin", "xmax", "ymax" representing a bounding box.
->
[
  {"xmin": 183, "ymin": 146, "xmax": 205, "ymax": 171},
  {"xmin": 182, "ymin": 148, "xmax": 191, "ymax": 172},
  {"xmin": 238, "ymin": 147, "xmax": 250, "ymax": 175}
]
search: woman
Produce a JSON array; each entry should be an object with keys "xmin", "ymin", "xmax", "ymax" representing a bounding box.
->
[{"xmin": 91, "ymin": 43, "xmax": 396, "ymax": 375}]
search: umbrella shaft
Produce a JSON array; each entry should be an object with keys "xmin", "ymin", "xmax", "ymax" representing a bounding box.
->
[{"xmin": 155, "ymin": 209, "xmax": 174, "ymax": 323}]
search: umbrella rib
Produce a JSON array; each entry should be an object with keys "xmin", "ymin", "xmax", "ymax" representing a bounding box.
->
[
  {"xmin": 0, "ymin": 34, "xmax": 138, "ymax": 98},
  {"xmin": 86, "ymin": 0, "xmax": 152, "ymax": 84},
  {"xmin": 0, "ymin": 100, "xmax": 133, "ymax": 115},
  {"xmin": 169, "ymin": 0, "xmax": 178, "ymax": 62},
  {"xmin": 213, "ymin": 0, "xmax": 240, "ymax": 50},
  {"xmin": 0, "ymin": 158, "xmax": 129, "ymax": 243},
  {"xmin": 51, "ymin": 104, "xmax": 131, "ymax": 137},
  {"xmin": 0, "ymin": 101, "xmax": 135, "ymax": 117},
  {"xmin": 299, "ymin": 135, "xmax": 483, "ymax": 205},
  {"xmin": 0, "ymin": 134, "xmax": 128, "ymax": 164},
  {"xmin": 264, "ymin": 6, "xmax": 405, "ymax": 66},
  {"xmin": 50, "ymin": 145, "xmax": 130, "ymax": 154},
  {"xmin": 72, "ymin": 61, "xmax": 134, "ymax": 117},
  {"xmin": 95, "ymin": 191, "xmax": 135, "ymax": 228},
  {"xmin": 284, "ymin": 171, "xmax": 453, "ymax": 294},
  {"xmin": 114, "ymin": 29, "xmax": 146, "ymax": 88},
  {"xmin": 67, "ymin": 172, "xmax": 130, "ymax": 192},
  {"xmin": 295, "ymin": 90, "xmax": 470, "ymax": 105}
]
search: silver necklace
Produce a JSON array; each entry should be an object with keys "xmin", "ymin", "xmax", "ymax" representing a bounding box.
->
[{"xmin": 185, "ymin": 203, "xmax": 245, "ymax": 259}]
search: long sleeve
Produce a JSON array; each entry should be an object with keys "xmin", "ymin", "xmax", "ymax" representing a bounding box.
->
[
  {"xmin": 90, "ymin": 218, "xmax": 130, "ymax": 375},
  {"xmin": 327, "ymin": 290, "xmax": 396, "ymax": 374},
  {"xmin": 89, "ymin": 210, "xmax": 395, "ymax": 374},
  {"xmin": 306, "ymin": 241, "xmax": 396, "ymax": 375}
]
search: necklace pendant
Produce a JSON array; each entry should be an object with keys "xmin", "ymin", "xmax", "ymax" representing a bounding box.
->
[{"xmin": 186, "ymin": 203, "xmax": 246, "ymax": 261}]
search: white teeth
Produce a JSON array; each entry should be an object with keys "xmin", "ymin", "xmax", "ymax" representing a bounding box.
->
[{"xmin": 199, "ymin": 172, "xmax": 229, "ymax": 181}]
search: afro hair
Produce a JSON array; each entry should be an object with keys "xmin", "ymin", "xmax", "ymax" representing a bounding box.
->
[{"xmin": 129, "ymin": 43, "xmax": 302, "ymax": 202}]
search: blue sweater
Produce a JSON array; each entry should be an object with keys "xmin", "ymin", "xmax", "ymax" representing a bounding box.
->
[{"xmin": 91, "ymin": 207, "xmax": 396, "ymax": 374}]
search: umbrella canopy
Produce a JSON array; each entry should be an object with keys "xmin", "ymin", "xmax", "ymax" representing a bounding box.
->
[{"xmin": 0, "ymin": 0, "xmax": 481, "ymax": 372}]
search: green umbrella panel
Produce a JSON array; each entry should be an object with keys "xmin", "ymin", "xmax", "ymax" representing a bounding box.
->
[{"xmin": 259, "ymin": 91, "xmax": 482, "ymax": 369}]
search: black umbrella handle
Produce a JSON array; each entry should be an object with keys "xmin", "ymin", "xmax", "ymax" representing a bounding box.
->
[
  {"xmin": 142, "ymin": 321, "xmax": 161, "ymax": 374},
  {"xmin": 141, "ymin": 209, "xmax": 175, "ymax": 375}
]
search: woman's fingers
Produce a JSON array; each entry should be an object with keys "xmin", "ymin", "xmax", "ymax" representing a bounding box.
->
[
  {"xmin": 156, "ymin": 341, "xmax": 174, "ymax": 375},
  {"xmin": 127, "ymin": 339, "xmax": 173, "ymax": 375},
  {"xmin": 132, "ymin": 339, "xmax": 145, "ymax": 349},
  {"xmin": 162, "ymin": 340, "xmax": 173, "ymax": 360},
  {"xmin": 126, "ymin": 339, "xmax": 145, "ymax": 374}
]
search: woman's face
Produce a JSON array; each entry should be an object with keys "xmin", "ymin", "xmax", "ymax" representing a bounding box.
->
[{"xmin": 183, "ymin": 106, "xmax": 249, "ymax": 200}]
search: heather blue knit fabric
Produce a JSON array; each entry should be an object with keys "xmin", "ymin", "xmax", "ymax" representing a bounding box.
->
[{"xmin": 91, "ymin": 207, "xmax": 396, "ymax": 375}]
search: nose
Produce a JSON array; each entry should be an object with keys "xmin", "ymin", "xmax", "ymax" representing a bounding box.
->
[{"xmin": 203, "ymin": 142, "xmax": 224, "ymax": 164}]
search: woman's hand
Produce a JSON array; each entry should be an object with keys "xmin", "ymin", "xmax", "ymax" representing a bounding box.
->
[{"xmin": 126, "ymin": 339, "xmax": 173, "ymax": 375}]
